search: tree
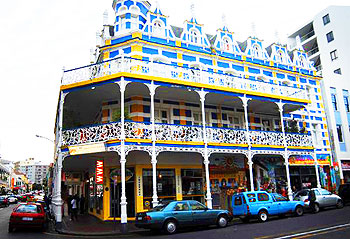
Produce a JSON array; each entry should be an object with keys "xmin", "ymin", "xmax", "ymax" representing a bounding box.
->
[{"xmin": 32, "ymin": 183, "xmax": 42, "ymax": 191}]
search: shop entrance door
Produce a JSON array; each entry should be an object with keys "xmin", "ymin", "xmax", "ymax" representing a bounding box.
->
[{"xmin": 110, "ymin": 168, "xmax": 135, "ymax": 218}]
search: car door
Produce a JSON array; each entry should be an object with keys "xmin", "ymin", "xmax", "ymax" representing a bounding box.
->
[
  {"xmin": 232, "ymin": 195, "xmax": 246, "ymax": 216},
  {"xmin": 172, "ymin": 202, "xmax": 193, "ymax": 226},
  {"xmin": 257, "ymin": 192, "xmax": 278, "ymax": 215},
  {"xmin": 190, "ymin": 201, "xmax": 212, "ymax": 225},
  {"xmin": 319, "ymin": 189, "xmax": 333, "ymax": 206},
  {"xmin": 273, "ymin": 194, "xmax": 291, "ymax": 214}
]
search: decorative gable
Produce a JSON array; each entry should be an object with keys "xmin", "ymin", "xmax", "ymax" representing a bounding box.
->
[
  {"xmin": 244, "ymin": 37, "xmax": 269, "ymax": 60},
  {"xmin": 213, "ymin": 27, "xmax": 242, "ymax": 54},
  {"xmin": 269, "ymin": 44, "xmax": 292, "ymax": 65},
  {"xmin": 180, "ymin": 18, "xmax": 210, "ymax": 48},
  {"xmin": 292, "ymin": 49, "xmax": 315, "ymax": 70}
]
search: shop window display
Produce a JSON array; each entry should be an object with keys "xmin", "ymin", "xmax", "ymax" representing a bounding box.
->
[
  {"xmin": 181, "ymin": 169, "xmax": 203, "ymax": 201},
  {"xmin": 209, "ymin": 154, "xmax": 248, "ymax": 210}
]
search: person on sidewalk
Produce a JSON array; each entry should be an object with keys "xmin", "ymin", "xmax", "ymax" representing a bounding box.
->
[
  {"xmin": 308, "ymin": 189, "xmax": 317, "ymax": 213},
  {"xmin": 70, "ymin": 195, "xmax": 78, "ymax": 221},
  {"xmin": 80, "ymin": 195, "xmax": 85, "ymax": 214}
]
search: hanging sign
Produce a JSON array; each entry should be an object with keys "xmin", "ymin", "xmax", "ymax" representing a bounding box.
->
[
  {"xmin": 110, "ymin": 168, "xmax": 134, "ymax": 183},
  {"xmin": 96, "ymin": 160, "xmax": 104, "ymax": 184}
]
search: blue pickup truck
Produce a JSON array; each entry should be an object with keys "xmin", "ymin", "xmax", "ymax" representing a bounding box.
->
[{"xmin": 232, "ymin": 191, "xmax": 305, "ymax": 222}]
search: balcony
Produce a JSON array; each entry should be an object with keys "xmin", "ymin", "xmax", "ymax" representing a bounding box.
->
[
  {"xmin": 62, "ymin": 57, "xmax": 308, "ymax": 101},
  {"xmin": 62, "ymin": 121, "xmax": 312, "ymax": 148},
  {"xmin": 300, "ymin": 30, "xmax": 315, "ymax": 43},
  {"xmin": 307, "ymin": 47, "xmax": 319, "ymax": 57}
]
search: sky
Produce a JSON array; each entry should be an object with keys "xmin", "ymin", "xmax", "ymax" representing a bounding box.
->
[{"xmin": 0, "ymin": 0, "xmax": 349, "ymax": 165}]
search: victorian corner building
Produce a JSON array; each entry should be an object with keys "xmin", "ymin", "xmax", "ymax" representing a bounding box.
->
[{"xmin": 51, "ymin": 0, "xmax": 339, "ymax": 225}]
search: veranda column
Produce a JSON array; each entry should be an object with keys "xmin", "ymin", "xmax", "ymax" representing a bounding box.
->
[
  {"xmin": 52, "ymin": 91, "xmax": 67, "ymax": 223},
  {"xmin": 306, "ymin": 107, "xmax": 322, "ymax": 188},
  {"xmin": 148, "ymin": 81, "xmax": 158, "ymax": 207},
  {"xmin": 278, "ymin": 101, "xmax": 293, "ymax": 200},
  {"xmin": 241, "ymin": 95, "xmax": 254, "ymax": 191},
  {"xmin": 199, "ymin": 89, "xmax": 212, "ymax": 209},
  {"xmin": 119, "ymin": 77, "xmax": 128, "ymax": 230}
]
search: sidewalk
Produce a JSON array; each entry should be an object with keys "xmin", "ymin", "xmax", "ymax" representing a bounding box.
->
[{"xmin": 55, "ymin": 213, "xmax": 145, "ymax": 236}]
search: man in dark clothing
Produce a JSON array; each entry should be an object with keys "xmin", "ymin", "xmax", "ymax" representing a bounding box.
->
[
  {"xmin": 308, "ymin": 189, "xmax": 317, "ymax": 213},
  {"xmin": 80, "ymin": 196, "xmax": 85, "ymax": 214}
]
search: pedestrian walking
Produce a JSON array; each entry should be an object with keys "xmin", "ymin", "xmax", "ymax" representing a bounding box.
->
[
  {"xmin": 67, "ymin": 195, "xmax": 72, "ymax": 216},
  {"xmin": 308, "ymin": 189, "xmax": 317, "ymax": 213},
  {"xmin": 70, "ymin": 195, "xmax": 78, "ymax": 221}
]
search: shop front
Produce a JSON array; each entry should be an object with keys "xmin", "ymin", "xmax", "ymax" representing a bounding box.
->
[
  {"xmin": 253, "ymin": 155, "xmax": 287, "ymax": 196},
  {"xmin": 342, "ymin": 161, "xmax": 350, "ymax": 183},
  {"xmin": 209, "ymin": 154, "xmax": 248, "ymax": 211}
]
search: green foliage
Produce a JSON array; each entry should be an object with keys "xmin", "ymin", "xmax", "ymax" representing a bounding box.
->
[{"xmin": 111, "ymin": 107, "xmax": 130, "ymax": 122}]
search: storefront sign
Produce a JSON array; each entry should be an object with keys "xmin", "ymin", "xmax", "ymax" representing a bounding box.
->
[
  {"xmin": 96, "ymin": 160, "xmax": 104, "ymax": 184},
  {"xmin": 110, "ymin": 168, "xmax": 134, "ymax": 183},
  {"xmin": 342, "ymin": 161, "xmax": 350, "ymax": 171},
  {"xmin": 69, "ymin": 143, "xmax": 105, "ymax": 155},
  {"xmin": 289, "ymin": 155, "xmax": 314, "ymax": 165},
  {"xmin": 316, "ymin": 154, "xmax": 332, "ymax": 166}
]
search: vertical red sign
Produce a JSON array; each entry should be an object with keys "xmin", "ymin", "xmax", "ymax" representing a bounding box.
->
[{"xmin": 96, "ymin": 160, "xmax": 104, "ymax": 184}]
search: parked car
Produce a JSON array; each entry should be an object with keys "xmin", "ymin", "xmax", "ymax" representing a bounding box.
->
[
  {"xmin": 232, "ymin": 191, "xmax": 304, "ymax": 223},
  {"xmin": 8, "ymin": 196, "xmax": 18, "ymax": 204},
  {"xmin": 8, "ymin": 203, "xmax": 47, "ymax": 232},
  {"xmin": 135, "ymin": 200, "xmax": 232, "ymax": 234},
  {"xmin": 338, "ymin": 183, "xmax": 350, "ymax": 205},
  {"xmin": 293, "ymin": 188, "xmax": 343, "ymax": 212},
  {"xmin": 0, "ymin": 196, "xmax": 9, "ymax": 207}
]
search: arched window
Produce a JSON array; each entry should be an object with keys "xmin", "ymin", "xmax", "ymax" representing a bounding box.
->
[
  {"xmin": 190, "ymin": 29, "xmax": 200, "ymax": 44},
  {"xmin": 153, "ymin": 20, "xmax": 164, "ymax": 37},
  {"xmin": 300, "ymin": 55, "xmax": 307, "ymax": 68},
  {"xmin": 252, "ymin": 44, "xmax": 261, "ymax": 58},
  {"xmin": 222, "ymin": 37, "xmax": 231, "ymax": 51},
  {"xmin": 276, "ymin": 50, "xmax": 285, "ymax": 63},
  {"xmin": 119, "ymin": 6, "xmax": 127, "ymax": 14}
]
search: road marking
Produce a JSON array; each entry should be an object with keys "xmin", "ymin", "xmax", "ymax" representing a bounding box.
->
[
  {"xmin": 272, "ymin": 223, "xmax": 350, "ymax": 239},
  {"xmin": 43, "ymin": 232, "xmax": 136, "ymax": 238},
  {"xmin": 291, "ymin": 227, "xmax": 349, "ymax": 239}
]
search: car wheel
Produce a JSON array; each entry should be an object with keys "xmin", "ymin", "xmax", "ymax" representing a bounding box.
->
[
  {"xmin": 8, "ymin": 225, "xmax": 14, "ymax": 233},
  {"xmin": 258, "ymin": 210, "xmax": 268, "ymax": 223},
  {"xmin": 163, "ymin": 220, "xmax": 177, "ymax": 234},
  {"xmin": 336, "ymin": 200, "xmax": 344, "ymax": 209},
  {"xmin": 217, "ymin": 215, "xmax": 228, "ymax": 228},
  {"xmin": 294, "ymin": 206, "xmax": 304, "ymax": 216},
  {"xmin": 313, "ymin": 203, "xmax": 320, "ymax": 213}
]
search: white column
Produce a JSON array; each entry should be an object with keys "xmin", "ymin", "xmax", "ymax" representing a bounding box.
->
[
  {"xmin": 278, "ymin": 101, "xmax": 293, "ymax": 200},
  {"xmin": 199, "ymin": 89, "xmax": 212, "ymax": 208},
  {"xmin": 149, "ymin": 82, "xmax": 158, "ymax": 207},
  {"xmin": 52, "ymin": 91, "xmax": 67, "ymax": 223},
  {"xmin": 119, "ymin": 78, "xmax": 128, "ymax": 225},
  {"xmin": 305, "ymin": 107, "xmax": 322, "ymax": 188},
  {"xmin": 241, "ymin": 95, "xmax": 254, "ymax": 191}
]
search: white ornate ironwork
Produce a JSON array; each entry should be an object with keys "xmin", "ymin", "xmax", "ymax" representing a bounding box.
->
[
  {"xmin": 207, "ymin": 148, "xmax": 249, "ymax": 158},
  {"xmin": 249, "ymin": 130, "xmax": 284, "ymax": 146},
  {"xmin": 285, "ymin": 133, "xmax": 312, "ymax": 147},
  {"xmin": 62, "ymin": 122, "xmax": 121, "ymax": 146},
  {"xmin": 155, "ymin": 123, "xmax": 203, "ymax": 142},
  {"xmin": 207, "ymin": 127, "xmax": 247, "ymax": 144},
  {"xmin": 61, "ymin": 57, "xmax": 307, "ymax": 101},
  {"xmin": 124, "ymin": 121, "xmax": 152, "ymax": 140}
]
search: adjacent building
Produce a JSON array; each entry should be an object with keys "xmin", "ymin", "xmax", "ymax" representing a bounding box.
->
[
  {"xmin": 288, "ymin": 6, "xmax": 350, "ymax": 184},
  {"xmin": 51, "ymin": 0, "xmax": 335, "ymax": 225},
  {"xmin": 16, "ymin": 158, "xmax": 49, "ymax": 185}
]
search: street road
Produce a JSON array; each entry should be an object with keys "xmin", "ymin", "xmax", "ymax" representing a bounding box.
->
[{"xmin": 0, "ymin": 204, "xmax": 349, "ymax": 239}]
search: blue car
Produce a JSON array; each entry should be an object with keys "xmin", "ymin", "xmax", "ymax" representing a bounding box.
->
[
  {"xmin": 232, "ymin": 191, "xmax": 305, "ymax": 223},
  {"xmin": 135, "ymin": 200, "xmax": 232, "ymax": 234}
]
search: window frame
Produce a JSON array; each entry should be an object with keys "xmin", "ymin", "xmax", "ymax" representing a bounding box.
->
[
  {"xmin": 337, "ymin": 124, "xmax": 344, "ymax": 142},
  {"xmin": 334, "ymin": 68, "xmax": 342, "ymax": 75},
  {"xmin": 326, "ymin": 31, "xmax": 334, "ymax": 43},
  {"xmin": 323, "ymin": 14, "xmax": 330, "ymax": 25},
  {"xmin": 330, "ymin": 49, "xmax": 338, "ymax": 61}
]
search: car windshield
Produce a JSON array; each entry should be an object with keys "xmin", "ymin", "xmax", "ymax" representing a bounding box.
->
[
  {"xmin": 15, "ymin": 205, "xmax": 41, "ymax": 213},
  {"xmin": 149, "ymin": 202, "xmax": 169, "ymax": 212},
  {"xmin": 295, "ymin": 190, "xmax": 309, "ymax": 197}
]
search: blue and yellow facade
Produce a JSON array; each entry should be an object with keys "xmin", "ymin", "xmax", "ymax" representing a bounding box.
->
[{"xmin": 55, "ymin": 0, "xmax": 337, "ymax": 222}]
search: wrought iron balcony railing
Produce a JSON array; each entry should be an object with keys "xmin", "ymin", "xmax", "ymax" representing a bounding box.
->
[
  {"xmin": 62, "ymin": 121, "xmax": 312, "ymax": 148},
  {"xmin": 62, "ymin": 57, "xmax": 308, "ymax": 101}
]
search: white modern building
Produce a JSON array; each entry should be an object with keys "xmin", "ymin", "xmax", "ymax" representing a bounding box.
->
[
  {"xmin": 17, "ymin": 159, "xmax": 49, "ymax": 185},
  {"xmin": 289, "ymin": 6, "xmax": 350, "ymax": 184}
]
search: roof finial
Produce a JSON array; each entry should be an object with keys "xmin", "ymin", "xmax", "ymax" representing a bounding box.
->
[
  {"xmin": 275, "ymin": 30, "xmax": 280, "ymax": 44},
  {"xmin": 103, "ymin": 10, "xmax": 109, "ymax": 25},
  {"xmin": 190, "ymin": 2, "xmax": 195, "ymax": 19},
  {"xmin": 251, "ymin": 22, "xmax": 256, "ymax": 38}
]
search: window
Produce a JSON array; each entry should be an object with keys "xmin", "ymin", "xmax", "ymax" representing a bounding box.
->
[
  {"xmin": 343, "ymin": 90, "xmax": 350, "ymax": 112},
  {"xmin": 276, "ymin": 50, "xmax": 284, "ymax": 63},
  {"xmin": 234, "ymin": 196, "xmax": 242, "ymax": 206},
  {"xmin": 174, "ymin": 202, "xmax": 190, "ymax": 211},
  {"xmin": 330, "ymin": 50, "xmax": 338, "ymax": 61},
  {"xmin": 153, "ymin": 20, "xmax": 164, "ymax": 37},
  {"xmin": 190, "ymin": 201, "xmax": 206, "ymax": 210},
  {"xmin": 274, "ymin": 194, "xmax": 288, "ymax": 202},
  {"xmin": 257, "ymin": 193, "xmax": 269, "ymax": 201},
  {"xmin": 334, "ymin": 68, "xmax": 342, "ymax": 75},
  {"xmin": 331, "ymin": 88, "xmax": 338, "ymax": 110},
  {"xmin": 320, "ymin": 189, "xmax": 332, "ymax": 195},
  {"xmin": 222, "ymin": 37, "xmax": 231, "ymax": 51},
  {"xmin": 337, "ymin": 125, "xmax": 343, "ymax": 142},
  {"xmin": 181, "ymin": 169, "xmax": 203, "ymax": 196},
  {"xmin": 323, "ymin": 14, "xmax": 330, "ymax": 25},
  {"xmin": 189, "ymin": 29, "xmax": 199, "ymax": 44},
  {"xmin": 252, "ymin": 44, "xmax": 261, "ymax": 58},
  {"xmin": 142, "ymin": 169, "xmax": 176, "ymax": 197},
  {"xmin": 326, "ymin": 31, "xmax": 334, "ymax": 43}
]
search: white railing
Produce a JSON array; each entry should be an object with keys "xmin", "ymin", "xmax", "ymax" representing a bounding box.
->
[
  {"xmin": 207, "ymin": 127, "xmax": 247, "ymax": 144},
  {"xmin": 62, "ymin": 57, "xmax": 308, "ymax": 100},
  {"xmin": 62, "ymin": 122, "xmax": 312, "ymax": 148},
  {"xmin": 62, "ymin": 122, "xmax": 121, "ymax": 146}
]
